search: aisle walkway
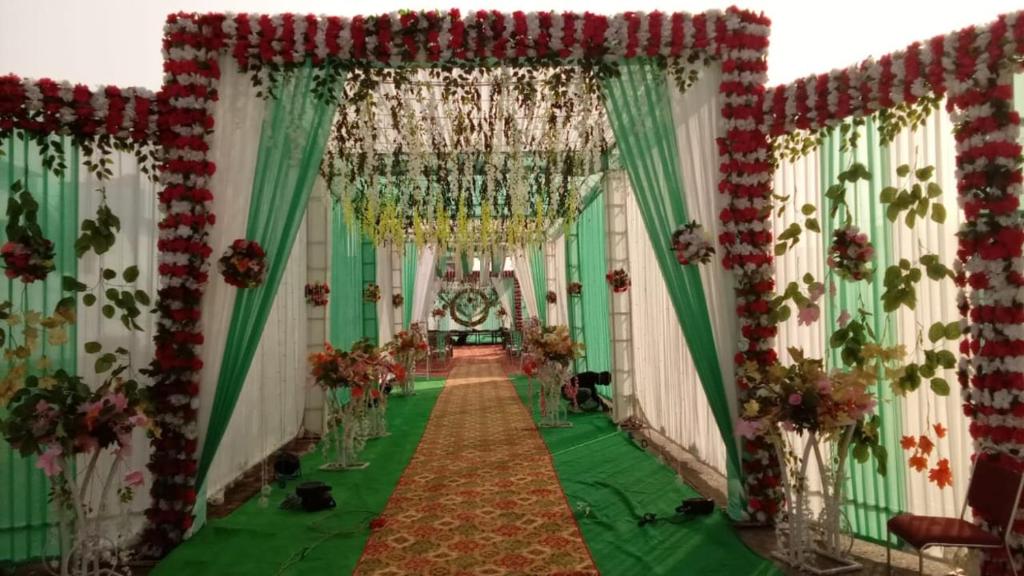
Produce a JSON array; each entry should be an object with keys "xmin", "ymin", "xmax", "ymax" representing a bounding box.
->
[{"xmin": 355, "ymin": 348, "xmax": 597, "ymax": 575}]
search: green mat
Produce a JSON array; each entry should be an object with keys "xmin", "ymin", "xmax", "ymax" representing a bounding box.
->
[
  {"xmin": 153, "ymin": 378, "xmax": 444, "ymax": 576},
  {"xmin": 512, "ymin": 376, "xmax": 780, "ymax": 576}
]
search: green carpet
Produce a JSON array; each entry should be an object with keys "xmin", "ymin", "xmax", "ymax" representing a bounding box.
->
[
  {"xmin": 512, "ymin": 376, "xmax": 780, "ymax": 576},
  {"xmin": 153, "ymin": 378, "xmax": 444, "ymax": 576}
]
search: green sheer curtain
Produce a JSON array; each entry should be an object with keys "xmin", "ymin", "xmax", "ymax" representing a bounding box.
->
[
  {"xmin": 360, "ymin": 238, "xmax": 378, "ymax": 344},
  {"xmin": 196, "ymin": 63, "xmax": 341, "ymax": 488},
  {"xmin": 330, "ymin": 205, "xmax": 367, "ymax": 350},
  {"xmin": 402, "ymin": 242, "xmax": 416, "ymax": 328},
  {"xmin": 576, "ymin": 191, "xmax": 612, "ymax": 384},
  {"xmin": 1, "ymin": 135, "xmax": 78, "ymax": 561},
  {"xmin": 602, "ymin": 60, "xmax": 744, "ymax": 517},
  {"xmin": 565, "ymin": 226, "xmax": 585, "ymax": 372},
  {"xmin": 821, "ymin": 121, "xmax": 906, "ymax": 542},
  {"xmin": 529, "ymin": 245, "xmax": 547, "ymax": 325}
]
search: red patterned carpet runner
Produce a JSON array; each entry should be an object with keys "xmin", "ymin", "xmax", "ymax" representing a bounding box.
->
[{"xmin": 355, "ymin": 347, "xmax": 597, "ymax": 575}]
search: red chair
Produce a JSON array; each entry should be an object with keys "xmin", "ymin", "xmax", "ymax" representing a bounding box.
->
[{"xmin": 886, "ymin": 455, "xmax": 1024, "ymax": 575}]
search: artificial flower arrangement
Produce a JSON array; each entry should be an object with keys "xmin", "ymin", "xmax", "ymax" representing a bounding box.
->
[
  {"xmin": 304, "ymin": 282, "xmax": 330, "ymax": 307},
  {"xmin": 606, "ymin": 268, "xmax": 631, "ymax": 293},
  {"xmin": 567, "ymin": 282, "xmax": 582, "ymax": 296},
  {"xmin": 431, "ymin": 307, "xmax": 446, "ymax": 318},
  {"xmin": 386, "ymin": 329, "xmax": 428, "ymax": 396},
  {"xmin": 363, "ymin": 283, "xmax": 381, "ymax": 303},
  {"xmin": 391, "ymin": 293, "xmax": 404, "ymax": 308},
  {"xmin": 2, "ymin": 186, "xmax": 56, "ymax": 284},
  {"xmin": 671, "ymin": 220, "xmax": 716, "ymax": 266},
  {"xmin": 218, "ymin": 239, "xmax": 267, "ymax": 288},
  {"xmin": 546, "ymin": 290, "xmax": 557, "ymax": 304},
  {"xmin": 827, "ymin": 225, "xmax": 874, "ymax": 281},
  {"xmin": 525, "ymin": 324, "xmax": 584, "ymax": 367}
]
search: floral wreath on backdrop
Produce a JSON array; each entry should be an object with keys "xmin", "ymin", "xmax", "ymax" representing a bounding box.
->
[
  {"xmin": 150, "ymin": 7, "xmax": 772, "ymax": 554},
  {"xmin": 217, "ymin": 239, "xmax": 268, "ymax": 289}
]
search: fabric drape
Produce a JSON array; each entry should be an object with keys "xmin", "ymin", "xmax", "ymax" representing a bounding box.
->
[
  {"xmin": 574, "ymin": 191, "xmax": 612, "ymax": 374},
  {"xmin": 0, "ymin": 135, "xmax": 78, "ymax": 562},
  {"xmin": 376, "ymin": 245, "xmax": 395, "ymax": 344},
  {"xmin": 529, "ymin": 245, "xmax": 547, "ymax": 325},
  {"xmin": 602, "ymin": 60, "xmax": 744, "ymax": 517},
  {"xmin": 196, "ymin": 62, "xmax": 341, "ymax": 488},
  {"xmin": 512, "ymin": 248, "xmax": 539, "ymax": 321},
  {"xmin": 409, "ymin": 244, "xmax": 437, "ymax": 325},
  {"xmin": 402, "ymin": 242, "xmax": 416, "ymax": 327}
]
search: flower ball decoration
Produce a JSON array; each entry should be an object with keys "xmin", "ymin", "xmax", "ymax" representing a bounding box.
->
[
  {"xmin": 827, "ymin": 225, "xmax": 875, "ymax": 281},
  {"xmin": 2, "ymin": 238, "xmax": 55, "ymax": 284},
  {"xmin": 392, "ymin": 293, "xmax": 404, "ymax": 308},
  {"xmin": 219, "ymin": 239, "xmax": 267, "ymax": 288},
  {"xmin": 363, "ymin": 283, "xmax": 381, "ymax": 303},
  {"xmin": 546, "ymin": 290, "xmax": 557, "ymax": 304},
  {"xmin": 606, "ymin": 268, "xmax": 631, "ymax": 293},
  {"xmin": 305, "ymin": 282, "xmax": 330, "ymax": 307},
  {"xmin": 671, "ymin": 221, "xmax": 716, "ymax": 266}
]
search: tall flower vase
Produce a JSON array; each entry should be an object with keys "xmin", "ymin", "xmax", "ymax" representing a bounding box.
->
[
  {"xmin": 399, "ymin": 353, "xmax": 416, "ymax": 396},
  {"xmin": 769, "ymin": 426, "xmax": 860, "ymax": 575},
  {"xmin": 320, "ymin": 390, "xmax": 369, "ymax": 471},
  {"xmin": 364, "ymin": 381, "xmax": 390, "ymax": 439},
  {"xmin": 537, "ymin": 361, "xmax": 572, "ymax": 428},
  {"xmin": 44, "ymin": 453, "xmax": 134, "ymax": 576}
]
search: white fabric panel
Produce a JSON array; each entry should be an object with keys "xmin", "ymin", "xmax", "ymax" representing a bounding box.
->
[
  {"xmin": 552, "ymin": 238, "xmax": 568, "ymax": 326},
  {"xmin": 512, "ymin": 248, "xmax": 539, "ymax": 320},
  {"xmin": 205, "ymin": 222, "xmax": 308, "ymax": 497},
  {"xmin": 668, "ymin": 64, "xmax": 741, "ymax": 449},
  {"xmin": 888, "ymin": 111, "xmax": 972, "ymax": 521},
  {"xmin": 490, "ymin": 276, "xmax": 512, "ymax": 322},
  {"xmin": 410, "ymin": 244, "xmax": 437, "ymax": 324},
  {"xmin": 76, "ymin": 150, "xmax": 159, "ymax": 537},
  {"xmin": 196, "ymin": 56, "xmax": 265, "ymax": 456},
  {"xmin": 376, "ymin": 245, "xmax": 395, "ymax": 344},
  {"xmin": 626, "ymin": 191, "xmax": 729, "ymax": 476}
]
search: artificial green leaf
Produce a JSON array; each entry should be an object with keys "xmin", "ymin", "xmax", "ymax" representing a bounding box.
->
[
  {"xmin": 915, "ymin": 166, "xmax": 935, "ymax": 181},
  {"xmin": 123, "ymin": 266, "xmax": 139, "ymax": 283},
  {"xmin": 927, "ymin": 182, "xmax": 943, "ymax": 199},
  {"xmin": 879, "ymin": 186, "xmax": 897, "ymax": 204},
  {"xmin": 83, "ymin": 293, "xmax": 97, "ymax": 306},
  {"xmin": 102, "ymin": 305, "xmax": 115, "ymax": 319},
  {"xmin": 805, "ymin": 218, "xmax": 821, "ymax": 233},
  {"xmin": 931, "ymin": 203, "xmax": 946, "ymax": 224},
  {"xmin": 928, "ymin": 322, "xmax": 946, "ymax": 343},
  {"xmin": 84, "ymin": 341, "xmax": 102, "ymax": 354},
  {"xmin": 930, "ymin": 378, "xmax": 951, "ymax": 396},
  {"xmin": 945, "ymin": 321, "xmax": 961, "ymax": 340},
  {"xmin": 801, "ymin": 203, "xmax": 816, "ymax": 216},
  {"xmin": 102, "ymin": 268, "xmax": 116, "ymax": 281},
  {"xmin": 896, "ymin": 164, "xmax": 911, "ymax": 178}
]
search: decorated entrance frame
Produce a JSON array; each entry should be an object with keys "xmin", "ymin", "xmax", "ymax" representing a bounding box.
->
[{"xmin": 148, "ymin": 7, "xmax": 773, "ymax": 553}]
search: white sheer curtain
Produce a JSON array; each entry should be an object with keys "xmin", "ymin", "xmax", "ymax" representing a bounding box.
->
[
  {"xmin": 193, "ymin": 55, "xmax": 311, "ymax": 503},
  {"xmin": 626, "ymin": 191, "xmax": 728, "ymax": 476},
  {"xmin": 512, "ymin": 248, "xmax": 539, "ymax": 320},
  {"xmin": 545, "ymin": 237, "xmax": 569, "ymax": 326},
  {"xmin": 668, "ymin": 65, "xmax": 741, "ymax": 441},
  {"xmin": 76, "ymin": 149, "xmax": 159, "ymax": 539},
  {"xmin": 376, "ymin": 245, "xmax": 395, "ymax": 344},
  {"xmin": 196, "ymin": 56, "xmax": 265, "ymax": 457},
  {"xmin": 410, "ymin": 244, "xmax": 437, "ymax": 324}
]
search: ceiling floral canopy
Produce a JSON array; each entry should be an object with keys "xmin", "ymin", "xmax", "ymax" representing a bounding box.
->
[{"xmin": 319, "ymin": 63, "xmax": 613, "ymax": 250}]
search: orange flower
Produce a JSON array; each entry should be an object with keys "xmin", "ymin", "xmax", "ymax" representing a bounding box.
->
[
  {"xmin": 917, "ymin": 435, "xmax": 934, "ymax": 456},
  {"xmin": 933, "ymin": 423, "xmax": 947, "ymax": 438},
  {"xmin": 908, "ymin": 454, "xmax": 928, "ymax": 472},
  {"xmin": 928, "ymin": 458, "xmax": 953, "ymax": 489},
  {"xmin": 900, "ymin": 435, "xmax": 917, "ymax": 450}
]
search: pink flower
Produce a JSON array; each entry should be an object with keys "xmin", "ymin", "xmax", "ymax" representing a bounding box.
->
[
  {"xmin": 107, "ymin": 392, "xmax": 128, "ymax": 411},
  {"xmin": 808, "ymin": 282, "xmax": 825, "ymax": 302},
  {"xmin": 736, "ymin": 418, "xmax": 764, "ymax": 440},
  {"xmin": 837, "ymin": 310, "xmax": 851, "ymax": 328},
  {"xmin": 36, "ymin": 445, "xmax": 63, "ymax": 478},
  {"xmin": 123, "ymin": 470, "xmax": 144, "ymax": 488},
  {"xmin": 797, "ymin": 304, "xmax": 820, "ymax": 326},
  {"xmin": 34, "ymin": 400, "xmax": 51, "ymax": 415},
  {"xmin": 130, "ymin": 413, "xmax": 149, "ymax": 428},
  {"xmin": 788, "ymin": 393, "xmax": 803, "ymax": 406},
  {"xmin": 817, "ymin": 377, "xmax": 831, "ymax": 394}
]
